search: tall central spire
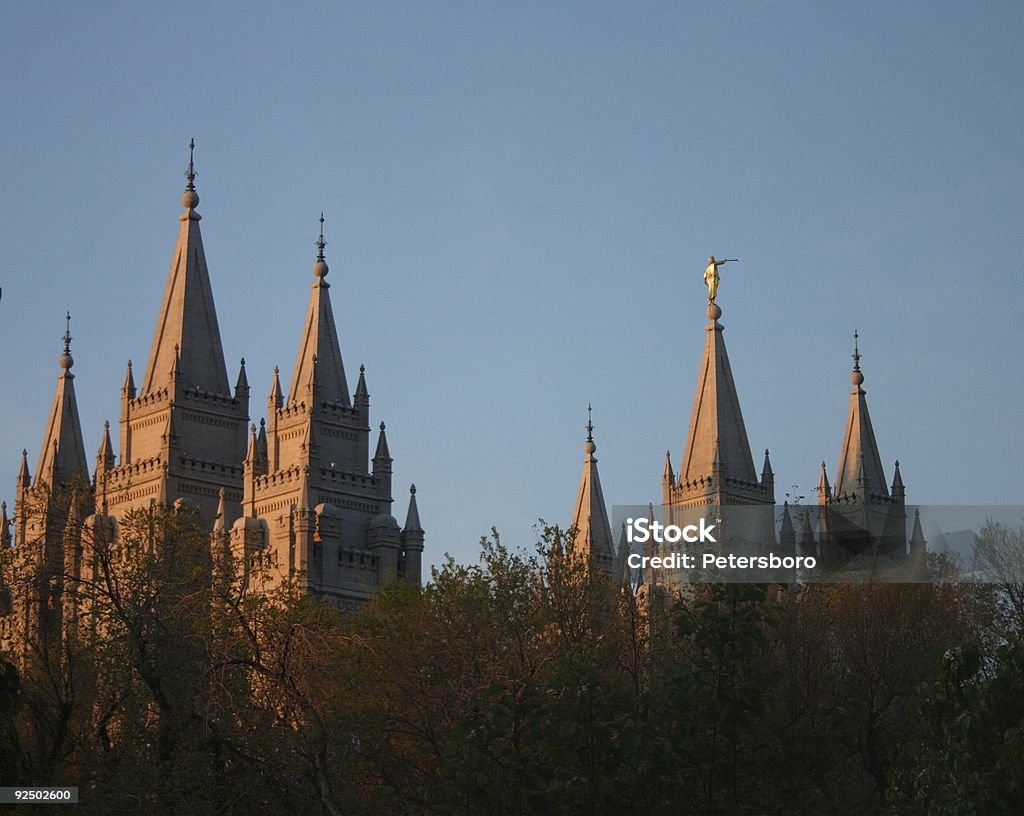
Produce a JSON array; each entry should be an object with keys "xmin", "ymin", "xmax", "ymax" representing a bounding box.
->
[
  {"xmin": 288, "ymin": 214, "xmax": 351, "ymax": 406},
  {"xmin": 142, "ymin": 140, "xmax": 230, "ymax": 396},
  {"xmin": 834, "ymin": 331, "xmax": 888, "ymax": 498},
  {"xmin": 570, "ymin": 405, "xmax": 616, "ymax": 574},
  {"xmin": 678, "ymin": 301, "xmax": 757, "ymax": 484}
]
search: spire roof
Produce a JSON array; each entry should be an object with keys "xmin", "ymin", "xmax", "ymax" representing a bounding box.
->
[
  {"xmin": 835, "ymin": 332, "xmax": 888, "ymax": 498},
  {"xmin": 35, "ymin": 315, "xmax": 89, "ymax": 488},
  {"xmin": 403, "ymin": 484, "xmax": 423, "ymax": 533},
  {"xmin": 268, "ymin": 365, "xmax": 283, "ymax": 408},
  {"xmin": 97, "ymin": 420, "xmax": 115, "ymax": 470},
  {"xmin": 909, "ymin": 508, "xmax": 926, "ymax": 549},
  {"xmin": 679, "ymin": 303, "xmax": 757, "ymax": 484},
  {"xmin": 212, "ymin": 487, "xmax": 228, "ymax": 534},
  {"xmin": 288, "ymin": 214, "xmax": 351, "ymax": 407},
  {"xmin": 141, "ymin": 140, "xmax": 231, "ymax": 397},
  {"xmin": 570, "ymin": 407, "xmax": 616, "ymax": 567},
  {"xmin": 374, "ymin": 421, "xmax": 391, "ymax": 462},
  {"xmin": 17, "ymin": 449, "xmax": 30, "ymax": 490}
]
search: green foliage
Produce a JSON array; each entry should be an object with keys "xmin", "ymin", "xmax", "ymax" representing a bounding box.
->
[
  {"xmin": 886, "ymin": 636, "xmax": 1024, "ymax": 815},
  {"xmin": 0, "ymin": 512, "xmax": 1016, "ymax": 815}
]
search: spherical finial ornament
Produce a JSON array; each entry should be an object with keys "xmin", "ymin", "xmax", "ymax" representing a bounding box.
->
[
  {"xmin": 584, "ymin": 439, "xmax": 597, "ymax": 455},
  {"xmin": 59, "ymin": 351, "xmax": 73, "ymax": 370},
  {"xmin": 851, "ymin": 370, "xmax": 864, "ymax": 386},
  {"xmin": 313, "ymin": 258, "xmax": 329, "ymax": 278},
  {"xmin": 706, "ymin": 303, "xmax": 722, "ymax": 321},
  {"xmin": 181, "ymin": 190, "xmax": 199, "ymax": 210}
]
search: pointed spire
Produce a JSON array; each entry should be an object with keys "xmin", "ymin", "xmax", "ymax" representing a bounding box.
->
[
  {"xmin": 17, "ymin": 449, "xmax": 31, "ymax": 491},
  {"xmin": 122, "ymin": 359, "xmax": 136, "ymax": 398},
  {"xmin": 268, "ymin": 365, "xmax": 283, "ymax": 409},
  {"xmin": 761, "ymin": 448, "xmax": 774, "ymax": 479},
  {"xmin": 162, "ymin": 410, "xmax": 177, "ymax": 450},
  {"xmin": 296, "ymin": 465, "xmax": 310, "ymax": 512},
  {"xmin": 662, "ymin": 450, "xmax": 675, "ymax": 485},
  {"xmin": 617, "ymin": 522, "xmax": 630, "ymax": 585},
  {"xmin": 354, "ymin": 363, "xmax": 369, "ymax": 406},
  {"xmin": 212, "ymin": 487, "xmax": 228, "ymax": 534},
  {"xmin": 169, "ymin": 343, "xmax": 181, "ymax": 381},
  {"xmin": 288, "ymin": 214, "xmax": 351, "ymax": 407},
  {"xmin": 817, "ymin": 460, "xmax": 832, "ymax": 500},
  {"xmin": 570, "ymin": 407, "xmax": 616, "ymax": 572},
  {"xmin": 257, "ymin": 418, "xmax": 268, "ymax": 463},
  {"xmin": 35, "ymin": 316, "xmax": 89, "ymax": 488},
  {"xmin": 1, "ymin": 501, "xmax": 11, "ymax": 549},
  {"xmin": 141, "ymin": 141, "xmax": 230, "ymax": 396},
  {"xmin": 780, "ymin": 501, "xmax": 796, "ymax": 548},
  {"xmin": 891, "ymin": 459, "xmax": 905, "ymax": 497},
  {"xmin": 244, "ymin": 423, "xmax": 259, "ymax": 467},
  {"xmin": 909, "ymin": 508, "xmax": 926, "ymax": 551},
  {"xmin": 374, "ymin": 421, "xmax": 392, "ymax": 462},
  {"xmin": 679, "ymin": 301, "xmax": 757, "ymax": 484},
  {"xmin": 96, "ymin": 420, "xmax": 115, "ymax": 471},
  {"xmin": 235, "ymin": 357, "xmax": 249, "ymax": 396},
  {"xmin": 835, "ymin": 332, "xmax": 888, "ymax": 498},
  {"xmin": 403, "ymin": 484, "xmax": 423, "ymax": 533}
]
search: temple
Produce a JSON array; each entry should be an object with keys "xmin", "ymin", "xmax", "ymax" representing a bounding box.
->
[{"xmin": 4, "ymin": 145, "xmax": 424, "ymax": 653}]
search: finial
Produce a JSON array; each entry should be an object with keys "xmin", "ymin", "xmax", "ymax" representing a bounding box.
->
[
  {"xmin": 850, "ymin": 330, "xmax": 865, "ymax": 387},
  {"xmin": 59, "ymin": 311, "xmax": 74, "ymax": 369},
  {"xmin": 240, "ymin": 357, "xmax": 246, "ymax": 367},
  {"xmin": 313, "ymin": 213, "xmax": 329, "ymax": 278},
  {"xmin": 185, "ymin": 138, "xmax": 196, "ymax": 191},
  {"xmin": 380, "ymin": 421, "xmax": 386, "ymax": 432},
  {"xmin": 273, "ymin": 365, "xmax": 279, "ymax": 375},
  {"xmin": 181, "ymin": 139, "xmax": 200, "ymax": 211},
  {"xmin": 360, "ymin": 363, "xmax": 365, "ymax": 374},
  {"xmin": 583, "ymin": 403, "xmax": 597, "ymax": 455},
  {"xmin": 104, "ymin": 420, "xmax": 110, "ymax": 430},
  {"xmin": 410, "ymin": 483, "xmax": 417, "ymax": 495}
]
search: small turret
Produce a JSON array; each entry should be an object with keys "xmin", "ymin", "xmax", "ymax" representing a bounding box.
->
[
  {"xmin": 235, "ymin": 357, "xmax": 250, "ymax": 399},
  {"xmin": 354, "ymin": 364, "xmax": 369, "ymax": 410},
  {"xmin": 401, "ymin": 484, "xmax": 425, "ymax": 586},
  {"xmin": 891, "ymin": 460, "xmax": 905, "ymax": 500},
  {"xmin": 761, "ymin": 448, "xmax": 775, "ymax": 501},
  {"xmin": 268, "ymin": 365, "xmax": 283, "ymax": 410},
  {"xmin": 96, "ymin": 421, "xmax": 116, "ymax": 473},
  {"xmin": 373, "ymin": 422, "xmax": 393, "ymax": 509},
  {"xmin": 817, "ymin": 461, "xmax": 831, "ymax": 502}
]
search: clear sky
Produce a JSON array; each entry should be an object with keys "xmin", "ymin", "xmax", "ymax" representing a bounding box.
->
[{"xmin": 1, "ymin": 2, "xmax": 1022, "ymax": 571}]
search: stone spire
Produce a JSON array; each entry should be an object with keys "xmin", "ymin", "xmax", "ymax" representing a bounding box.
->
[
  {"xmin": 268, "ymin": 366, "xmax": 283, "ymax": 409},
  {"xmin": 141, "ymin": 140, "xmax": 231, "ymax": 396},
  {"xmin": 288, "ymin": 214, "xmax": 351, "ymax": 407},
  {"xmin": 17, "ymin": 449, "xmax": 31, "ymax": 493},
  {"xmin": 403, "ymin": 483, "xmax": 423, "ymax": 534},
  {"xmin": 96, "ymin": 421, "xmax": 116, "ymax": 472},
  {"xmin": 834, "ymin": 332, "xmax": 887, "ymax": 498},
  {"xmin": 679, "ymin": 302, "xmax": 757, "ymax": 485},
  {"xmin": 816, "ymin": 460, "xmax": 831, "ymax": 501},
  {"xmin": 35, "ymin": 314, "xmax": 89, "ymax": 488},
  {"xmin": 1, "ymin": 501, "xmax": 11, "ymax": 549},
  {"xmin": 569, "ymin": 405, "xmax": 616, "ymax": 574}
]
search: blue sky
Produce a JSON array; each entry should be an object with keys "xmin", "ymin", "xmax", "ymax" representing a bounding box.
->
[{"xmin": 1, "ymin": 2, "xmax": 1022, "ymax": 570}]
